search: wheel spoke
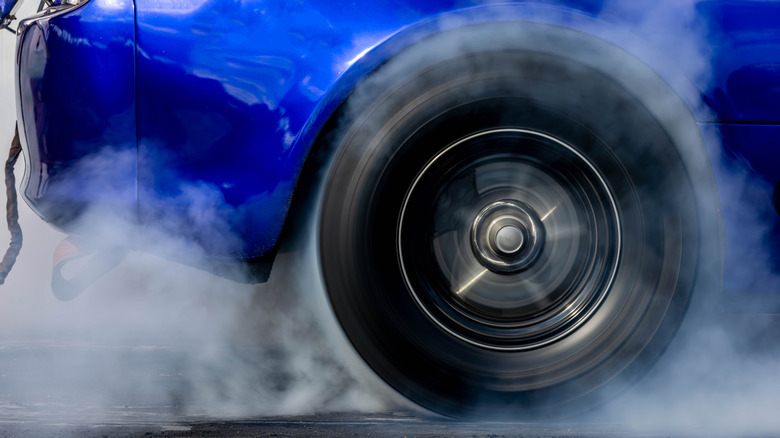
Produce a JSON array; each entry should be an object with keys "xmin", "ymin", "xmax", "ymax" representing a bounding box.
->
[
  {"xmin": 454, "ymin": 268, "xmax": 489, "ymax": 296},
  {"xmin": 540, "ymin": 204, "xmax": 559, "ymax": 222}
]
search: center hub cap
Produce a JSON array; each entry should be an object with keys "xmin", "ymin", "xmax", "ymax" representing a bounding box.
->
[
  {"xmin": 495, "ymin": 225, "xmax": 525, "ymax": 255},
  {"xmin": 471, "ymin": 200, "xmax": 545, "ymax": 273}
]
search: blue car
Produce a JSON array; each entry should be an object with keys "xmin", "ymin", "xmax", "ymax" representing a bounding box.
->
[{"xmin": 3, "ymin": 0, "xmax": 780, "ymax": 418}]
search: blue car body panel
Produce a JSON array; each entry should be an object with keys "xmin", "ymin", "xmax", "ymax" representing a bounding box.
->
[
  {"xmin": 706, "ymin": 123, "xmax": 780, "ymax": 303},
  {"xmin": 16, "ymin": 1, "xmax": 136, "ymax": 224},
  {"xmin": 702, "ymin": 1, "xmax": 780, "ymax": 122},
  {"xmin": 13, "ymin": 1, "xmax": 780, "ymax": 299}
]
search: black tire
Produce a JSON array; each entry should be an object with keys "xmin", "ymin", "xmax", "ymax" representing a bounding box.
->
[{"xmin": 318, "ymin": 23, "xmax": 718, "ymax": 418}]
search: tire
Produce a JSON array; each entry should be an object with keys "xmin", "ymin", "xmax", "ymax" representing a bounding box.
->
[{"xmin": 318, "ymin": 23, "xmax": 717, "ymax": 418}]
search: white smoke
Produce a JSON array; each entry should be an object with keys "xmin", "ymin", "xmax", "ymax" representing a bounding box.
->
[
  {"xmin": 0, "ymin": 5, "xmax": 389, "ymax": 423},
  {"xmin": 0, "ymin": 0, "xmax": 779, "ymax": 435},
  {"xmin": 0, "ymin": 171, "xmax": 390, "ymax": 423}
]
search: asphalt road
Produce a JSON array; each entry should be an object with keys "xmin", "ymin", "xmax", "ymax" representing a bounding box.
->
[
  {"xmin": 1, "ymin": 315, "xmax": 780, "ymax": 438},
  {"xmin": 0, "ymin": 408, "xmax": 778, "ymax": 438},
  {"xmin": 0, "ymin": 342, "xmax": 643, "ymax": 438},
  {"xmin": 0, "ymin": 411, "xmax": 671, "ymax": 438}
]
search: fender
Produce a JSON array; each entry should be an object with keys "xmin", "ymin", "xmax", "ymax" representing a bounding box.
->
[
  {"xmin": 288, "ymin": 2, "xmax": 712, "ymax": 184},
  {"xmin": 286, "ymin": 5, "xmax": 719, "ymax": 261}
]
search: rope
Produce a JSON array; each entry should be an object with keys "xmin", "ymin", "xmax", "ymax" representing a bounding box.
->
[
  {"xmin": 0, "ymin": 125, "xmax": 22, "ymax": 285},
  {"xmin": 1, "ymin": 0, "xmax": 79, "ymax": 284}
]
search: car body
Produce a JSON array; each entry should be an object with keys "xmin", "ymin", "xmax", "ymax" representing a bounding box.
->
[{"xmin": 6, "ymin": 0, "xmax": 780, "ymax": 417}]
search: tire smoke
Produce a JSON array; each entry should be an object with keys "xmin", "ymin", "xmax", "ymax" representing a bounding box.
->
[{"xmin": 1, "ymin": 0, "xmax": 779, "ymax": 435}]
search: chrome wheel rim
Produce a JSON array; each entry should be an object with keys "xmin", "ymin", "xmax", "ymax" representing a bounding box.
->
[{"xmin": 398, "ymin": 128, "xmax": 621, "ymax": 351}]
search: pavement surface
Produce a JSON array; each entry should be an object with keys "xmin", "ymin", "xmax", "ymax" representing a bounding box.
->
[
  {"xmin": 1, "ymin": 322, "xmax": 780, "ymax": 438},
  {"xmin": 0, "ymin": 411, "xmax": 674, "ymax": 438}
]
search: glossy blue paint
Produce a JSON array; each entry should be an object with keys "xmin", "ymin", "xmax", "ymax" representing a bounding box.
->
[
  {"xmin": 13, "ymin": 0, "xmax": 780, "ymax": 294},
  {"xmin": 134, "ymin": 0, "xmax": 346, "ymax": 255},
  {"xmin": 699, "ymin": 1, "xmax": 780, "ymax": 122},
  {"xmin": 16, "ymin": 1, "xmax": 136, "ymax": 224},
  {"xmin": 699, "ymin": 123, "xmax": 780, "ymax": 302},
  {"xmin": 133, "ymin": 0, "xmax": 716, "ymax": 257}
]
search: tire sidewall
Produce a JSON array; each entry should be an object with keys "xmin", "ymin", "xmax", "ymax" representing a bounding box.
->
[{"xmin": 319, "ymin": 23, "xmax": 719, "ymax": 418}]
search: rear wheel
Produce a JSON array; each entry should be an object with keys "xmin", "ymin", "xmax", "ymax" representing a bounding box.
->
[{"xmin": 319, "ymin": 24, "xmax": 715, "ymax": 418}]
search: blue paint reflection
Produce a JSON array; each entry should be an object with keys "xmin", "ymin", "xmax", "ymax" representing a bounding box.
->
[{"xmin": 16, "ymin": 0, "xmax": 780, "ymax": 265}]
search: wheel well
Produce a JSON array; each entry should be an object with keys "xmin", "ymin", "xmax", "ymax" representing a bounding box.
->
[{"xmin": 281, "ymin": 21, "xmax": 721, "ymax": 270}]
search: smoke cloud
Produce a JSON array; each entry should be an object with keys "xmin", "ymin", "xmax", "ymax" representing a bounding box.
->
[
  {"xmin": 0, "ymin": 159, "xmax": 390, "ymax": 423},
  {"xmin": 0, "ymin": 3, "xmax": 395, "ymax": 428},
  {"xmin": 0, "ymin": 0, "xmax": 778, "ymax": 436}
]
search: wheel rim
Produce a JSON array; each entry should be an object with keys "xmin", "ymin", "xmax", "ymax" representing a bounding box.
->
[{"xmin": 398, "ymin": 129, "xmax": 621, "ymax": 350}]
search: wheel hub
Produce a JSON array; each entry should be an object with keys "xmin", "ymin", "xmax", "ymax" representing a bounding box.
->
[
  {"xmin": 471, "ymin": 200, "xmax": 544, "ymax": 273},
  {"xmin": 398, "ymin": 128, "xmax": 621, "ymax": 350},
  {"xmin": 495, "ymin": 225, "xmax": 524, "ymax": 255}
]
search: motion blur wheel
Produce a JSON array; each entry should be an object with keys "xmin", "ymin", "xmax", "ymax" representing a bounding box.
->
[
  {"xmin": 399, "ymin": 128, "xmax": 620, "ymax": 351},
  {"xmin": 318, "ymin": 23, "xmax": 717, "ymax": 418}
]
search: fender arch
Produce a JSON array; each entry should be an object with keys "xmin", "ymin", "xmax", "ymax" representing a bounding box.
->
[{"xmin": 281, "ymin": 10, "xmax": 719, "ymax": 271}]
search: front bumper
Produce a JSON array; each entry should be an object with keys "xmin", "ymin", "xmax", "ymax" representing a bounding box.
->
[{"xmin": 15, "ymin": 0, "xmax": 136, "ymax": 229}]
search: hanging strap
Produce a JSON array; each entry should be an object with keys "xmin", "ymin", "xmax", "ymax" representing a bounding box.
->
[{"xmin": 0, "ymin": 125, "xmax": 23, "ymax": 285}]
